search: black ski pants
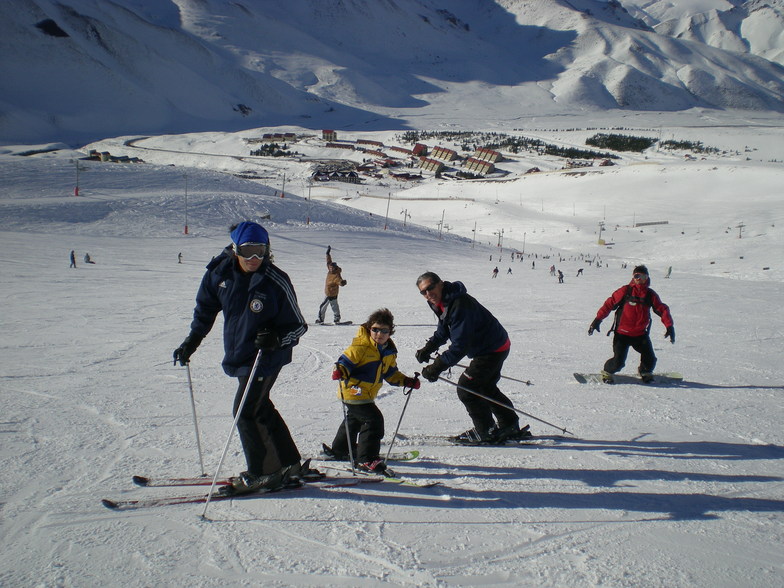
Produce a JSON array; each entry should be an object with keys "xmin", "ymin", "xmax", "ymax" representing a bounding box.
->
[
  {"xmin": 233, "ymin": 370, "xmax": 301, "ymax": 476},
  {"xmin": 331, "ymin": 402, "xmax": 384, "ymax": 464},
  {"xmin": 603, "ymin": 333, "xmax": 657, "ymax": 375},
  {"xmin": 457, "ymin": 349, "xmax": 518, "ymax": 434}
]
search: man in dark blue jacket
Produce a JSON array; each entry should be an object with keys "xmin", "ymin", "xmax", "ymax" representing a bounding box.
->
[
  {"xmin": 173, "ymin": 221, "xmax": 317, "ymax": 493},
  {"xmin": 414, "ymin": 272, "xmax": 529, "ymax": 444}
]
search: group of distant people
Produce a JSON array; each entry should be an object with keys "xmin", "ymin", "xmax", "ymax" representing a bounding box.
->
[{"xmin": 68, "ymin": 250, "xmax": 95, "ymax": 267}]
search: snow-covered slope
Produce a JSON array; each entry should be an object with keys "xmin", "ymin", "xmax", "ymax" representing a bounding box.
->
[
  {"xmin": 0, "ymin": 123, "xmax": 782, "ymax": 587},
  {"xmin": 1, "ymin": 0, "xmax": 783, "ymax": 145}
]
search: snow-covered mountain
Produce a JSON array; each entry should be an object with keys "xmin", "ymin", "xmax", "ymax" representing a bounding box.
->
[
  {"xmin": 652, "ymin": 0, "xmax": 784, "ymax": 67},
  {"xmin": 1, "ymin": 0, "xmax": 783, "ymax": 145}
]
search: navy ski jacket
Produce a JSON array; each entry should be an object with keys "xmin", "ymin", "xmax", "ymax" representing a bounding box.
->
[
  {"xmin": 190, "ymin": 247, "xmax": 308, "ymax": 378},
  {"xmin": 424, "ymin": 280, "xmax": 509, "ymax": 367}
]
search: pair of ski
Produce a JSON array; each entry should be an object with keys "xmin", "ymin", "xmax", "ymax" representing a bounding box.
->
[
  {"xmin": 313, "ymin": 449, "xmax": 439, "ymax": 488},
  {"xmin": 101, "ymin": 474, "xmax": 383, "ymax": 510},
  {"xmin": 102, "ymin": 450, "xmax": 432, "ymax": 511}
]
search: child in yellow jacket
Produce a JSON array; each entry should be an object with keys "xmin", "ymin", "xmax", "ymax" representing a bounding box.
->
[{"xmin": 323, "ymin": 308, "xmax": 419, "ymax": 475}]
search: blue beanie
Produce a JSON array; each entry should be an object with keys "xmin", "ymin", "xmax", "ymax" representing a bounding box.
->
[{"xmin": 230, "ymin": 221, "xmax": 269, "ymax": 245}]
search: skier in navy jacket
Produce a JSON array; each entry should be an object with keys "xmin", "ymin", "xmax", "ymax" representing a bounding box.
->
[
  {"xmin": 173, "ymin": 221, "xmax": 317, "ymax": 493},
  {"xmin": 414, "ymin": 272, "xmax": 529, "ymax": 445}
]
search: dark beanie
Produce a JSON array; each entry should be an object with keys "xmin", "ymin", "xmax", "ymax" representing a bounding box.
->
[{"xmin": 633, "ymin": 265, "xmax": 649, "ymax": 275}]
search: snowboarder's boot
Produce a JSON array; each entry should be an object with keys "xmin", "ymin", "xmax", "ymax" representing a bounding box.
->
[{"xmin": 639, "ymin": 370, "xmax": 654, "ymax": 383}]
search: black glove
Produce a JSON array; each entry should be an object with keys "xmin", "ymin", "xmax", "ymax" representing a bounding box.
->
[
  {"xmin": 422, "ymin": 358, "xmax": 446, "ymax": 382},
  {"xmin": 415, "ymin": 342, "xmax": 438, "ymax": 364},
  {"xmin": 340, "ymin": 279, "xmax": 347, "ymax": 286},
  {"xmin": 173, "ymin": 332, "xmax": 204, "ymax": 366},
  {"xmin": 254, "ymin": 328, "xmax": 280, "ymax": 351},
  {"xmin": 326, "ymin": 245, "xmax": 331, "ymax": 255},
  {"xmin": 664, "ymin": 326, "xmax": 675, "ymax": 344},
  {"xmin": 588, "ymin": 319, "xmax": 602, "ymax": 336}
]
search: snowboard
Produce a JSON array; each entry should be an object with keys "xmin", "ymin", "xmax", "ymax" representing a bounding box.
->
[
  {"xmin": 317, "ymin": 321, "xmax": 353, "ymax": 326},
  {"xmin": 573, "ymin": 372, "xmax": 683, "ymax": 384}
]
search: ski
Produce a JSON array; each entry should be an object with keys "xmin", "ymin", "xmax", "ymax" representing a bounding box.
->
[
  {"xmin": 132, "ymin": 475, "xmax": 230, "ymax": 487},
  {"xmin": 317, "ymin": 321, "xmax": 353, "ymax": 326},
  {"xmin": 103, "ymin": 476, "xmax": 383, "ymax": 511},
  {"xmin": 397, "ymin": 433, "xmax": 570, "ymax": 447},
  {"xmin": 314, "ymin": 449, "xmax": 420, "ymax": 463},
  {"xmin": 316, "ymin": 463, "xmax": 440, "ymax": 488},
  {"xmin": 574, "ymin": 372, "xmax": 683, "ymax": 384}
]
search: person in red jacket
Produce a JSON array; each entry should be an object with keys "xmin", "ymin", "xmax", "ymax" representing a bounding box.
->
[{"xmin": 588, "ymin": 265, "xmax": 674, "ymax": 383}]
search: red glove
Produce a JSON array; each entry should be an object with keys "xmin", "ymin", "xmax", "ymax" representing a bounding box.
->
[
  {"xmin": 403, "ymin": 377, "xmax": 420, "ymax": 390},
  {"xmin": 332, "ymin": 365, "xmax": 348, "ymax": 380}
]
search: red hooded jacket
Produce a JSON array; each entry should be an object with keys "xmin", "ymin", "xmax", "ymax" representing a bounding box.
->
[{"xmin": 595, "ymin": 277, "xmax": 673, "ymax": 337}]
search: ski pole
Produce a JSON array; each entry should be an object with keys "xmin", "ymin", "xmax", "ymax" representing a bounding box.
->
[
  {"xmin": 453, "ymin": 362, "xmax": 532, "ymax": 386},
  {"xmin": 437, "ymin": 376, "xmax": 574, "ymax": 436},
  {"xmin": 341, "ymin": 399, "xmax": 356, "ymax": 475},
  {"xmin": 200, "ymin": 349, "xmax": 263, "ymax": 519},
  {"xmin": 384, "ymin": 372, "xmax": 419, "ymax": 463},
  {"xmin": 185, "ymin": 364, "xmax": 207, "ymax": 476}
]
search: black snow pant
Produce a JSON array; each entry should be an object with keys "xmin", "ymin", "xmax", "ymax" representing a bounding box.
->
[
  {"xmin": 457, "ymin": 349, "xmax": 518, "ymax": 434},
  {"xmin": 233, "ymin": 370, "xmax": 301, "ymax": 476},
  {"xmin": 603, "ymin": 333, "xmax": 657, "ymax": 375},
  {"xmin": 331, "ymin": 402, "xmax": 384, "ymax": 464}
]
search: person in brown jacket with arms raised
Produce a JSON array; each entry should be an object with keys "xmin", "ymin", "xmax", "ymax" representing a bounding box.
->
[{"xmin": 315, "ymin": 246, "xmax": 347, "ymax": 324}]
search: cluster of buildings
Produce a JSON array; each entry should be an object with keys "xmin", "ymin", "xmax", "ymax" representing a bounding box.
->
[
  {"xmin": 318, "ymin": 129, "xmax": 504, "ymax": 182},
  {"xmin": 85, "ymin": 149, "xmax": 143, "ymax": 164}
]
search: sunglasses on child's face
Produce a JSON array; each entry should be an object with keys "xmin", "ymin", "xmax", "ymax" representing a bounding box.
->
[
  {"xmin": 633, "ymin": 273, "xmax": 647, "ymax": 280},
  {"xmin": 370, "ymin": 327, "xmax": 390, "ymax": 334}
]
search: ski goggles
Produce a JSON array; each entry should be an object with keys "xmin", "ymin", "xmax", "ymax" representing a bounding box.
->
[
  {"xmin": 632, "ymin": 273, "xmax": 647, "ymax": 280},
  {"xmin": 234, "ymin": 242, "xmax": 268, "ymax": 260}
]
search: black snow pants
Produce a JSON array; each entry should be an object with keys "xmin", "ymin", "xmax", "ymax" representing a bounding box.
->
[
  {"xmin": 331, "ymin": 402, "xmax": 384, "ymax": 464},
  {"xmin": 457, "ymin": 349, "xmax": 518, "ymax": 434},
  {"xmin": 233, "ymin": 370, "xmax": 301, "ymax": 476},
  {"xmin": 603, "ymin": 333, "xmax": 657, "ymax": 375}
]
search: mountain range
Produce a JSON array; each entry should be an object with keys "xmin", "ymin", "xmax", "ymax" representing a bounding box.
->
[{"xmin": 1, "ymin": 0, "xmax": 783, "ymax": 145}]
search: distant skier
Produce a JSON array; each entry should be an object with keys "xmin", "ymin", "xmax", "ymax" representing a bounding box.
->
[
  {"xmin": 507, "ymin": 267, "xmax": 512, "ymax": 275},
  {"xmin": 316, "ymin": 246, "xmax": 347, "ymax": 324},
  {"xmin": 576, "ymin": 268, "xmax": 584, "ymax": 277},
  {"xmin": 69, "ymin": 250, "xmax": 76, "ymax": 268},
  {"xmin": 492, "ymin": 267, "xmax": 499, "ymax": 279},
  {"xmin": 587, "ymin": 265, "xmax": 674, "ymax": 383},
  {"xmin": 84, "ymin": 253, "xmax": 95, "ymax": 264},
  {"xmin": 178, "ymin": 252, "xmax": 183, "ymax": 264}
]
